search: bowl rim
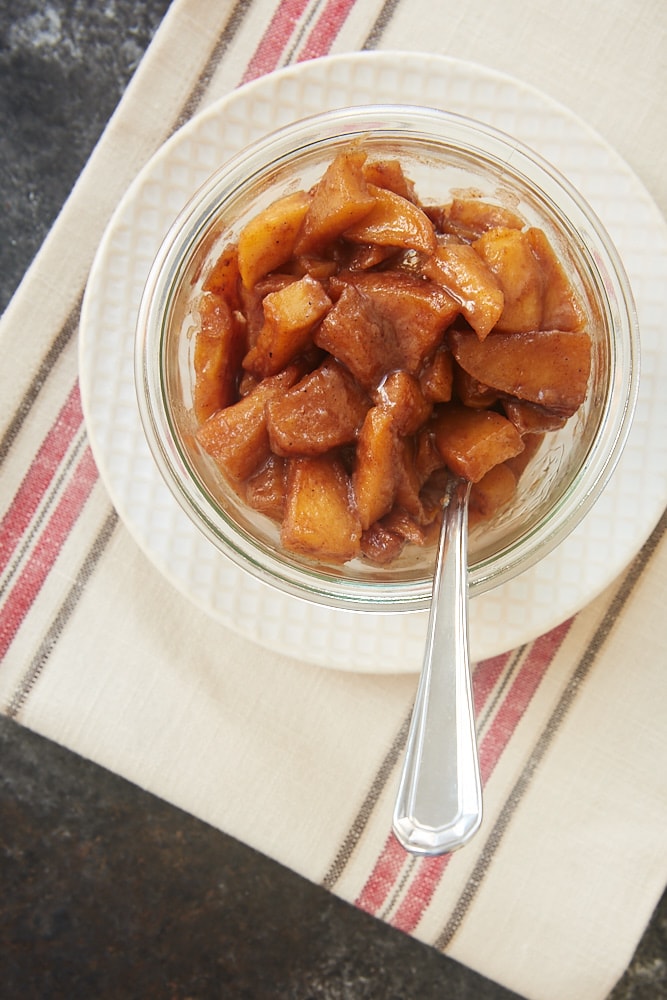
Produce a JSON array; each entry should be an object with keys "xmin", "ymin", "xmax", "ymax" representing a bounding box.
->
[{"xmin": 135, "ymin": 103, "xmax": 640, "ymax": 613}]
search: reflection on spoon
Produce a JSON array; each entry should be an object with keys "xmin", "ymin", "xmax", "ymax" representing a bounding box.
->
[{"xmin": 393, "ymin": 476, "xmax": 482, "ymax": 855}]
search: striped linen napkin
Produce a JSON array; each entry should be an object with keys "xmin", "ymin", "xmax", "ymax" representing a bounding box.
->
[{"xmin": 2, "ymin": 2, "xmax": 667, "ymax": 998}]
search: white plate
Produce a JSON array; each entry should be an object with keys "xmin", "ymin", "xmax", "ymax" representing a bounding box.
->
[{"xmin": 79, "ymin": 51, "xmax": 667, "ymax": 674}]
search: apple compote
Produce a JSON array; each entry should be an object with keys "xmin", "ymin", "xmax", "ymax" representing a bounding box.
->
[{"xmin": 190, "ymin": 146, "xmax": 591, "ymax": 566}]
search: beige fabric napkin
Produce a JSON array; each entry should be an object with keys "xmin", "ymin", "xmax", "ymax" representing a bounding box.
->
[{"xmin": 2, "ymin": 1, "xmax": 667, "ymax": 998}]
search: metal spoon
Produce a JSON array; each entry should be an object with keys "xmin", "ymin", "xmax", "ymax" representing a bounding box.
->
[{"xmin": 392, "ymin": 476, "xmax": 482, "ymax": 855}]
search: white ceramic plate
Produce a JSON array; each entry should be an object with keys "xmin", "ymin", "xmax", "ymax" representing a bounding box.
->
[{"xmin": 79, "ymin": 51, "xmax": 667, "ymax": 673}]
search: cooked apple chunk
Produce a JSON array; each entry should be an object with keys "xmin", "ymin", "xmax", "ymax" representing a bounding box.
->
[
  {"xmin": 394, "ymin": 437, "xmax": 426, "ymax": 520},
  {"xmin": 433, "ymin": 197, "xmax": 526, "ymax": 241},
  {"xmin": 294, "ymin": 149, "xmax": 376, "ymax": 255},
  {"xmin": 237, "ymin": 190, "xmax": 311, "ymax": 290},
  {"xmin": 266, "ymin": 359, "xmax": 369, "ymax": 456},
  {"xmin": 316, "ymin": 272, "xmax": 458, "ymax": 391},
  {"xmin": 453, "ymin": 364, "xmax": 499, "ymax": 410},
  {"xmin": 362, "ymin": 158, "xmax": 417, "ymax": 201},
  {"xmin": 314, "ymin": 283, "xmax": 393, "ymax": 391},
  {"xmin": 243, "ymin": 274, "xmax": 332, "ymax": 378},
  {"xmin": 526, "ymin": 227, "xmax": 585, "ymax": 331},
  {"xmin": 473, "ymin": 227, "xmax": 544, "ymax": 333},
  {"xmin": 353, "ymin": 406, "xmax": 401, "ymax": 531},
  {"xmin": 360, "ymin": 521, "xmax": 406, "ymax": 565},
  {"xmin": 468, "ymin": 462, "xmax": 517, "ymax": 527},
  {"xmin": 424, "ymin": 242, "xmax": 504, "ymax": 340},
  {"xmin": 192, "ymin": 293, "xmax": 246, "ymax": 423},
  {"xmin": 282, "ymin": 455, "xmax": 361, "ymax": 562},
  {"xmin": 376, "ymin": 371, "xmax": 432, "ymax": 435},
  {"xmin": 502, "ymin": 398, "xmax": 568, "ymax": 435},
  {"xmin": 434, "ymin": 405, "xmax": 524, "ymax": 483},
  {"xmin": 196, "ymin": 365, "xmax": 302, "ymax": 480},
  {"xmin": 344, "ymin": 184, "xmax": 437, "ymax": 254},
  {"xmin": 363, "ymin": 160, "xmax": 419, "ymax": 203},
  {"xmin": 349, "ymin": 272, "xmax": 459, "ymax": 373},
  {"xmin": 419, "ymin": 347, "xmax": 454, "ymax": 403},
  {"xmin": 201, "ymin": 242, "xmax": 241, "ymax": 309},
  {"xmin": 245, "ymin": 454, "xmax": 287, "ymax": 520},
  {"xmin": 449, "ymin": 326, "xmax": 592, "ymax": 415}
]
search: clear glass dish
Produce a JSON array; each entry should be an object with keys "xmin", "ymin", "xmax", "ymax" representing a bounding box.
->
[{"xmin": 135, "ymin": 104, "xmax": 639, "ymax": 612}]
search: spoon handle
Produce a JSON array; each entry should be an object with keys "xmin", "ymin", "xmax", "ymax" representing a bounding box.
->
[{"xmin": 393, "ymin": 477, "xmax": 482, "ymax": 855}]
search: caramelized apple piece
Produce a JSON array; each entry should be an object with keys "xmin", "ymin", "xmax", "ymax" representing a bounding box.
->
[
  {"xmin": 237, "ymin": 190, "xmax": 311, "ymax": 289},
  {"xmin": 394, "ymin": 438, "xmax": 425, "ymax": 520},
  {"xmin": 353, "ymin": 407, "xmax": 401, "ymax": 530},
  {"xmin": 425, "ymin": 242, "xmax": 504, "ymax": 339},
  {"xmin": 245, "ymin": 455, "xmax": 287, "ymax": 520},
  {"xmin": 240, "ymin": 273, "xmax": 296, "ymax": 350},
  {"xmin": 193, "ymin": 293, "xmax": 246, "ymax": 423},
  {"xmin": 315, "ymin": 272, "xmax": 457, "ymax": 392},
  {"xmin": 345, "ymin": 243, "xmax": 398, "ymax": 271},
  {"xmin": 413, "ymin": 427, "xmax": 446, "ymax": 484},
  {"xmin": 282, "ymin": 454, "xmax": 361, "ymax": 562},
  {"xmin": 237, "ymin": 370, "xmax": 259, "ymax": 397},
  {"xmin": 318, "ymin": 271, "xmax": 458, "ymax": 388},
  {"xmin": 238, "ymin": 284, "xmax": 267, "ymax": 349},
  {"xmin": 360, "ymin": 521, "xmax": 406, "ymax": 564},
  {"xmin": 293, "ymin": 255, "xmax": 339, "ymax": 281},
  {"xmin": 453, "ymin": 364, "xmax": 499, "ymax": 410},
  {"xmin": 526, "ymin": 227, "xmax": 584, "ymax": 331},
  {"xmin": 362, "ymin": 505, "xmax": 430, "ymax": 562},
  {"xmin": 243, "ymin": 274, "xmax": 332, "ymax": 377},
  {"xmin": 381, "ymin": 506, "xmax": 427, "ymax": 544},
  {"xmin": 434, "ymin": 405, "xmax": 524, "ymax": 482},
  {"xmin": 201, "ymin": 242, "xmax": 242, "ymax": 309},
  {"xmin": 362, "ymin": 158, "xmax": 417, "ymax": 201},
  {"xmin": 502, "ymin": 398, "xmax": 568, "ymax": 435},
  {"xmin": 314, "ymin": 283, "xmax": 392, "ymax": 391},
  {"xmin": 377, "ymin": 371, "xmax": 432, "ymax": 435},
  {"xmin": 468, "ymin": 462, "xmax": 517, "ymax": 528},
  {"xmin": 344, "ymin": 184, "xmax": 437, "ymax": 254},
  {"xmin": 349, "ymin": 273, "xmax": 459, "ymax": 371},
  {"xmin": 266, "ymin": 359, "xmax": 369, "ymax": 456},
  {"xmin": 449, "ymin": 326, "xmax": 592, "ymax": 415},
  {"xmin": 294, "ymin": 149, "xmax": 376, "ymax": 255},
  {"xmin": 196, "ymin": 365, "xmax": 302, "ymax": 480},
  {"xmin": 473, "ymin": 227, "xmax": 543, "ymax": 333},
  {"xmin": 435, "ymin": 197, "xmax": 526, "ymax": 241},
  {"xmin": 419, "ymin": 347, "xmax": 454, "ymax": 403}
]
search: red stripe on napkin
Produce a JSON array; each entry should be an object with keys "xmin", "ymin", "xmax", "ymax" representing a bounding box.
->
[
  {"xmin": 390, "ymin": 852, "xmax": 453, "ymax": 932},
  {"xmin": 477, "ymin": 621, "xmax": 571, "ymax": 776},
  {"xmin": 472, "ymin": 650, "xmax": 513, "ymax": 716},
  {"xmin": 240, "ymin": 0, "xmax": 313, "ymax": 83},
  {"xmin": 355, "ymin": 831, "xmax": 409, "ymax": 913},
  {"xmin": 297, "ymin": 0, "xmax": 359, "ymax": 60},
  {"xmin": 0, "ymin": 382, "xmax": 83, "ymax": 576},
  {"xmin": 0, "ymin": 444, "xmax": 98, "ymax": 661}
]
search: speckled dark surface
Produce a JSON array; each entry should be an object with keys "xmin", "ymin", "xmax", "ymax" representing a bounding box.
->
[{"xmin": 1, "ymin": 3, "xmax": 665, "ymax": 997}]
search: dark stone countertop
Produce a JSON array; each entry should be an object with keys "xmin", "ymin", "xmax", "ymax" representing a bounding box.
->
[{"xmin": 1, "ymin": 2, "xmax": 665, "ymax": 997}]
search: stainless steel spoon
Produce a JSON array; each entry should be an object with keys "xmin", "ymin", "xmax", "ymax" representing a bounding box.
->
[{"xmin": 392, "ymin": 476, "xmax": 482, "ymax": 855}]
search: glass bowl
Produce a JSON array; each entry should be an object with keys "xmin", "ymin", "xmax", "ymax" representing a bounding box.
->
[{"xmin": 135, "ymin": 104, "xmax": 639, "ymax": 613}]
